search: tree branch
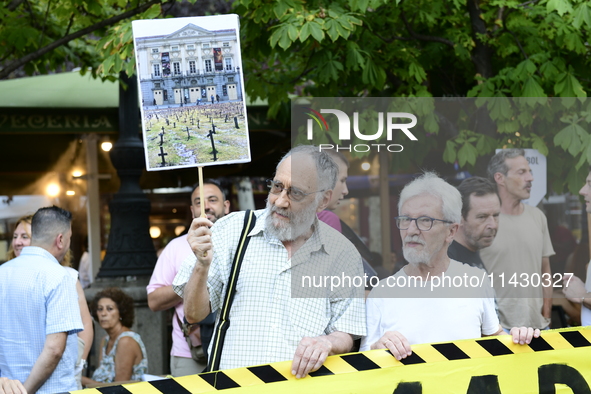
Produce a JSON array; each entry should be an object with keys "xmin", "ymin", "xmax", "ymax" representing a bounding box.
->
[
  {"xmin": 7, "ymin": 0, "xmax": 25, "ymax": 11},
  {"xmin": 400, "ymin": 8, "xmax": 455, "ymax": 47},
  {"xmin": 0, "ymin": 0, "xmax": 169, "ymax": 79}
]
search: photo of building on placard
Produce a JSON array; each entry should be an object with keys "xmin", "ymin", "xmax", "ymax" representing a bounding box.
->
[{"xmin": 132, "ymin": 15, "xmax": 251, "ymax": 170}]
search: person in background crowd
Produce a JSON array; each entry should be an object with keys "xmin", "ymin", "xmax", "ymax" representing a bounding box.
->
[
  {"xmin": 0, "ymin": 206, "xmax": 82, "ymax": 394},
  {"xmin": 82, "ymin": 288, "xmax": 147, "ymax": 387},
  {"xmin": 60, "ymin": 250, "xmax": 93, "ymax": 390},
  {"xmin": 77, "ymin": 239, "xmax": 93, "ymax": 289},
  {"xmin": 361, "ymin": 173, "xmax": 540, "ymax": 358},
  {"xmin": 481, "ymin": 149, "xmax": 554, "ymax": 330},
  {"xmin": 147, "ymin": 179, "xmax": 229, "ymax": 376},
  {"xmin": 173, "ymin": 145, "xmax": 366, "ymax": 378},
  {"xmin": 563, "ymin": 167, "xmax": 591, "ymax": 327},
  {"xmin": 448, "ymin": 176, "xmax": 501, "ymax": 270},
  {"xmin": 316, "ymin": 149, "xmax": 377, "ymax": 293},
  {"xmin": 6, "ymin": 215, "xmax": 33, "ymax": 261}
]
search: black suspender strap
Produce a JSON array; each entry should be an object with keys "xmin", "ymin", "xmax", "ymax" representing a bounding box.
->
[{"xmin": 207, "ymin": 209, "xmax": 257, "ymax": 372}]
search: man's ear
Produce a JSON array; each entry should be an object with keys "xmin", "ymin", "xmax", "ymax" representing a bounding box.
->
[
  {"xmin": 55, "ymin": 233, "xmax": 64, "ymax": 249},
  {"xmin": 493, "ymin": 172, "xmax": 504, "ymax": 186},
  {"xmin": 223, "ymin": 200, "xmax": 230, "ymax": 214},
  {"xmin": 189, "ymin": 205, "xmax": 196, "ymax": 219},
  {"xmin": 446, "ymin": 223, "xmax": 459, "ymax": 243},
  {"xmin": 316, "ymin": 190, "xmax": 333, "ymax": 212}
]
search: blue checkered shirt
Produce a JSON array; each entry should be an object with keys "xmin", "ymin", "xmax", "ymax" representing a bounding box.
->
[{"xmin": 0, "ymin": 246, "xmax": 83, "ymax": 394}]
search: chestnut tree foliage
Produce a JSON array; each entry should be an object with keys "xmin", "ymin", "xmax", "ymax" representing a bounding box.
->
[{"xmin": 2, "ymin": 0, "xmax": 591, "ymax": 192}]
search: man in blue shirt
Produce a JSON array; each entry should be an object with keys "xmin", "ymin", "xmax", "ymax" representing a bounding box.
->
[{"xmin": 0, "ymin": 206, "xmax": 82, "ymax": 394}]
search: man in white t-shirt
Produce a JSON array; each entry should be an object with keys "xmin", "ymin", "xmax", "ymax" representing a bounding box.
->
[
  {"xmin": 361, "ymin": 172, "xmax": 539, "ymax": 360},
  {"xmin": 563, "ymin": 167, "xmax": 591, "ymax": 326}
]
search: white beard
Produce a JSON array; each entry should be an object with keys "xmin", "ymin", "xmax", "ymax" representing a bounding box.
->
[
  {"xmin": 402, "ymin": 235, "xmax": 430, "ymax": 266},
  {"xmin": 265, "ymin": 199, "xmax": 318, "ymax": 241}
]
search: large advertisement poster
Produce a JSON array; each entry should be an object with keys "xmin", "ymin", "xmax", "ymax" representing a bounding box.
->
[
  {"xmin": 132, "ymin": 15, "xmax": 251, "ymax": 170},
  {"xmin": 214, "ymin": 48, "xmax": 223, "ymax": 71}
]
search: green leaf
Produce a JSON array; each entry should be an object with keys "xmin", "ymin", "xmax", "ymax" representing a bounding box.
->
[
  {"xmin": 274, "ymin": 1, "xmax": 289, "ymax": 18},
  {"xmin": 325, "ymin": 19, "xmax": 340, "ymax": 42},
  {"xmin": 309, "ymin": 21, "xmax": 324, "ymax": 42},
  {"xmin": 555, "ymin": 72, "xmax": 587, "ymax": 98},
  {"xmin": 522, "ymin": 77, "xmax": 546, "ymax": 103},
  {"xmin": 443, "ymin": 140, "xmax": 457, "ymax": 163},
  {"xmin": 142, "ymin": 4, "xmax": 161, "ymax": 19},
  {"xmin": 547, "ymin": 0, "xmax": 573, "ymax": 16},
  {"xmin": 458, "ymin": 142, "xmax": 477, "ymax": 167},
  {"xmin": 278, "ymin": 31, "xmax": 292, "ymax": 50},
  {"xmin": 346, "ymin": 41, "xmax": 365, "ymax": 69},
  {"xmin": 287, "ymin": 24, "xmax": 298, "ymax": 41},
  {"xmin": 531, "ymin": 135, "xmax": 549, "ymax": 156},
  {"xmin": 269, "ymin": 25, "xmax": 286, "ymax": 48},
  {"xmin": 300, "ymin": 22, "xmax": 312, "ymax": 42},
  {"xmin": 573, "ymin": 3, "xmax": 591, "ymax": 29},
  {"xmin": 409, "ymin": 62, "xmax": 427, "ymax": 83}
]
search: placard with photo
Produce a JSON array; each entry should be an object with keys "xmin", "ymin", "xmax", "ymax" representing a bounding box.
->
[{"xmin": 132, "ymin": 14, "xmax": 251, "ymax": 170}]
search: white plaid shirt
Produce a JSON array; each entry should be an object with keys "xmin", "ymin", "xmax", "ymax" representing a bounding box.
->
[{"xmin": 173, "ymin": 209, "xmax": 366, "ymax": 370}]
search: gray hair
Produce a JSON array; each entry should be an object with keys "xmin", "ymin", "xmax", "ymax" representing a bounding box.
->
[
  {"xmin": 487, "ymin": 149, "xmax": 525, "ymax": 180},
  {"xmin": 398, "ymin": 172, "xmax": 462, "ymax": 224},
  {"xmin": 278, "ymin": 145, "xmax": 338, "ymax": 192},
  {"xmin": 31, "ymin": 206, "xmax": 72, "ymax": 247}
]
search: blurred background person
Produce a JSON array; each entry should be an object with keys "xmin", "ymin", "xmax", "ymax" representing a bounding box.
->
[
  {"xmin": 316, "ymin": 149, "xmax": 377, "ymax": 294},
  {"xmin": 82, "ymin": 288, "xmax": 147, "ymax": 387},
  {"xmin": 6, "ymin": 215, "xmax": 33, "ymax": 261},
  {"xmin": 61, "ymin": 250, "xmax": 93, "ymax": 390}
]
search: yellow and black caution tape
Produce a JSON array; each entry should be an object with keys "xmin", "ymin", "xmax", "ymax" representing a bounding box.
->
[{"xmin": 69, "ymin": 326, "xmax": 591, "ymax": 394}]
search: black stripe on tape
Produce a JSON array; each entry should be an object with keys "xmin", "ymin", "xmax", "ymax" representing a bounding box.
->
[
  {"xmin": 248, "ymin": 365, "xmax": 288, "ymax": 383},
  {"xmin": 560, "ymin": 331, "xmax": 591, "ymax": 348},
  {"xmin": 431, "ymin": 343, "xmax": 470, "ymax": 360},
  {"xmin": 527, "ymin": 336, "xmax": 554, "ymax": 352},
  {"xmin": 150, "ymin": 378, "xmax": 191, "ymax": 393},
  {"xmin": 199, "ymin": 371, "xmax": 241, "ymax": 390},
  {"xmin": 397, "ymin": 351, "xmax": 426, "ymax": 365},
  {"xmin": 341, "ymin": 353, "xmax": 381, "ymax": 371},
  {"xmin": 308, "ymin": 365, "xmax": 334, "ymax": 377},
  {"xmin": 96, "ymin": 385, "xmax": 133, "ymax": 394},
  {"xmin": 476, "ymin": 338, "xmax": 513, "ymax": 356}
]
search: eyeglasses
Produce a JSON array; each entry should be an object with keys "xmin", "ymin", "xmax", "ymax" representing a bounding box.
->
[
  {"xmin": 394, "ymin": 216, "xmax": 452, "ymax": 231},
  {"xmin": 266, "ymin": 179, "xmax": 325, "ymax": 202}
]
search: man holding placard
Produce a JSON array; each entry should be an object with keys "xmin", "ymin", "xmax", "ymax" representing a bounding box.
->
[{"xmin": 173, "ymin": 146, "xmax": 366, "ymax": 378}]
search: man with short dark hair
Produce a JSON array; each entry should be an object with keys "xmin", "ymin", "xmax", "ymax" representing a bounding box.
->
[
  {"xmin": 147, "ymin": 180, "xmax": 230, "ymax": 376},
  {"xmin": 481, "ymin": 149, "xmax": 554, "ymax": 330},
  {"xmin": 0, "ymin": 206, "xmax": 82, "ymax": 394},
  {"xmin": 173, "ymin": 145, "xmax": 365, "ymax": 378},
  {"xmin": 448, "ymin": 176, "xmax": 501, "ymax": 270}
]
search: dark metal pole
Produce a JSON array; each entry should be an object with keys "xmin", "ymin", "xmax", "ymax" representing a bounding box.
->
[{"xmin": 98, "ymin": 73, "xmax": 157, "ymax": 277}]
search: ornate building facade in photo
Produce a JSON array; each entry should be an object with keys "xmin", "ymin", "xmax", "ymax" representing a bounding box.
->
[{"xmin": 135, "ymin": 24, "xmax": 241, "ymax": 107}]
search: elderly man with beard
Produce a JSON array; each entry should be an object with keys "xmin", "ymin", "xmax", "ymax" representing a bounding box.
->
[
  {"xmin": 360, "ymin": 172, "xmax": 539, "ymax": 360},
  {"xmin": 173, "ymin": 145, "xmax": 365, "ymax": 378}
]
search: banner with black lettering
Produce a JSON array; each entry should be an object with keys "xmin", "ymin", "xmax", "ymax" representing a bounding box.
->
[{"xmin": 67, "ymin": 327, "xmax": 591, "ymax": 394}]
